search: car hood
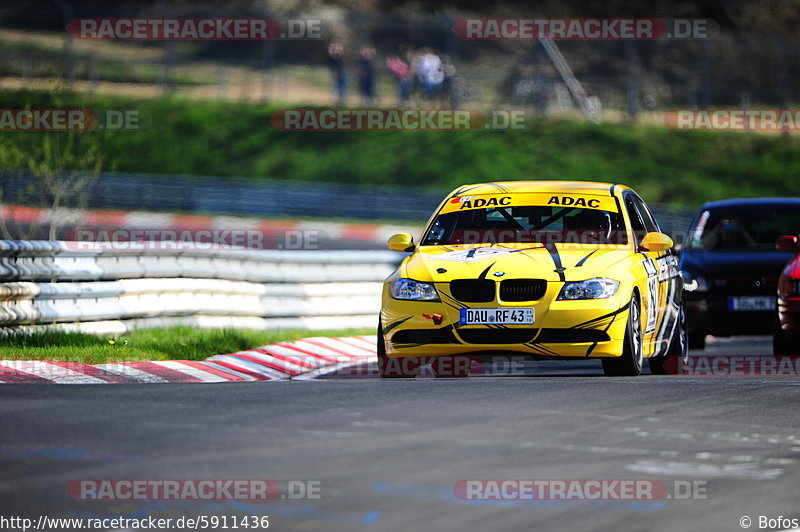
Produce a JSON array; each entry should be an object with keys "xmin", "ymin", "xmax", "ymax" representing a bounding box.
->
[{"xmin": 403, "ymin": 244, "xmax": 634, "ymax": 283}]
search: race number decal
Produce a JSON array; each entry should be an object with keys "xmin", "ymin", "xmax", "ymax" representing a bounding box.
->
[{"xmin": 641, "ymin": 259, "xmax": 658, "ymax": 334}]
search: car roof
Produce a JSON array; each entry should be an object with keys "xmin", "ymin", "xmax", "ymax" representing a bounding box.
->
[
  {"xmin": 449, "ymin": 180, "xmax": 631, "ymax": 197},
  {"xmin": 699, "ymin": 197, "xmax": 800, "ymax": 209}
]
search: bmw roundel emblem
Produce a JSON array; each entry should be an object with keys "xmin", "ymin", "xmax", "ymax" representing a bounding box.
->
[{"xmin": 493, "ymin": 271, "xmax": 505, "ymax": 277}]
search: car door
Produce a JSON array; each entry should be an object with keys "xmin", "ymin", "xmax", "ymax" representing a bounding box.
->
[{"xmin": 624, "ymin": 193, "xmax": 676, "ymax": 356}]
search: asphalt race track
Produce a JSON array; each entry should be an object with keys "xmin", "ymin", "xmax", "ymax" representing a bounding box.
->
[{"xmin": 1, "ymin": 336, "xmax": 799, "ymax": 532}]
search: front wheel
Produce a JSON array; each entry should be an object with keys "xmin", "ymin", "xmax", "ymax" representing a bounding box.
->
[
  {"xmin": 688, "ymin": 330, "xmax": 706, "ymax": 350},
  {"xmin": 603, "ymin": 295, "xmax": 643, "ymax": 377},
  {"xmin": 773, "ymin": 312, "xmax": 796, "ymax": 356}
]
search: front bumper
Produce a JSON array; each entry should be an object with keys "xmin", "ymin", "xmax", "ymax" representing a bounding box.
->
[
  {"xmin": 381, "ymin": 282, "xmax": 629, "ymax": 359},
  {"xmin": 685, "ymin": 292, "xmax": 774, "ymax": 336}
]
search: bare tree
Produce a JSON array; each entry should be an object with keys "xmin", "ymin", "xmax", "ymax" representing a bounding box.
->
[{"xmin": 0, "ymin": 86, "xmax": 105, "ymax": 241}]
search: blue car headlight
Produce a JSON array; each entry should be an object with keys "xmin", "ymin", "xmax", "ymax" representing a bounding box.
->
[
  {"xmin": 390, "ymin": 278, "xmax": 440, "ymax": 301},
  {"xmin": 557, "ymin": 278, "xmax": 619, "ymax": 300}
]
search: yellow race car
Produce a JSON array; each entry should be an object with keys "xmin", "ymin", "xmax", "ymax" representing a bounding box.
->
[{"xmin": 379, "ymin": 181, "xmax": 688, "ymax": 378}]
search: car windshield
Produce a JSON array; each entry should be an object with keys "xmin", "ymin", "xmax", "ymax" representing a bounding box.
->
[
  {"xmin": 686, "ymin": 204, "xmax": 800, "ymax": 250},
  {"xmin": 421, "ymin": 204, "xmax": 629, "ymax": 246}
]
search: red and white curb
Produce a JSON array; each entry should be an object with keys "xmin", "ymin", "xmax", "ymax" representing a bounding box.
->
[
  {"xmin": 0, "ymin": 336, "xmax": 605, "ymax": 383},
  {"xmin": 0, "ymin": 336, "xmax": 377, "ymax": 384},
  {"xmin": 0, "ymin": 204, "xmax": 412, "ymax": 245}
]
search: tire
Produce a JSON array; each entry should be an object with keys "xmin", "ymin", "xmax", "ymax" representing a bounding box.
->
[
  {"xmin": 603, "ymin": 295, "xmax": 643, "ymax": 377},
  {"xmin": 647, "ymin": 355, "xmax": 667, "ymax": 375},
  {"xmin": 773, "ymin": 312, "xmax": 795, "ymax": 356},
  {"xmin": 649, "ymin": 302, "xmax": 689, "ymax": 375},
  {"xmin": 377, "ymin": 320, "xmax": 419, "ymax": 378},
  {"xmin": 430, "ymin": 356, "xmax": 471, "ymax": 378},
  {"xmin": 688, "ymin": 329, "xmax": 706, "ymax": 350}
]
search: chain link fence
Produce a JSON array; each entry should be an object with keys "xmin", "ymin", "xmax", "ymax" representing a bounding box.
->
[{"xmin": 2, "ymin": 4, "xmax": 799, "ymax": 118}]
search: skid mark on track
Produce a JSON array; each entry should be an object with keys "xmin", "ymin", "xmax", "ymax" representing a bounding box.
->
[{"xmin": 627, "ymin": 460, "xmax": 784, "ymax": 480}]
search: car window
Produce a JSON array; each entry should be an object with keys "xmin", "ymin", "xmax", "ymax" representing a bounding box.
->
[
  {"xmin": 422, "ymin": 204, "xmax": 628, "ymax": 245},
  {"xmin": 624, "ymin": 196, "xmax": 647, "ymax": 244},
  {"xmin": 632, "ymin": 195, "xmax": 660, "ymax": 233},
  {"xmin": 686, "ymin": 204, "xmax": 800, "ymax": 250}
]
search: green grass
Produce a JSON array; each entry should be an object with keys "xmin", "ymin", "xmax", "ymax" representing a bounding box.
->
[
  {"xmin": 0, "ymin": 326, "xmax": 371, "ymax": 364},
  {"xmin": 0, "ymin": 39, "xmax": 208, "ymax": 86},
  {"xmin": 3, "ymin": 88, "xmax": 800, "ymax": 209}
]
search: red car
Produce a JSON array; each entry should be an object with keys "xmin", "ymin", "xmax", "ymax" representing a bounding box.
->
[{"xmin": 775, "ymin": 235, "xmax": 800, "ymax": 355}]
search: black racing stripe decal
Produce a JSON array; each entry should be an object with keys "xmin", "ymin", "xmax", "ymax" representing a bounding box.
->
[
  {"xmin": 452, "ymin": 185, "xmax": 483, "ymax": 197},
  {"xmin": 501, "ymin": 245, "xmax": 548, "ymax": 267},
  {"xmin": 495, "ymin": 244, "xmax": 547, "ymax": 257},
  {"xmin": 488, "ymin": 182, "xmax": 511, "ymax": 194},
  {"xmin": 653, "ymin": 271, "xmax": 680, "ymax": 356},
  {"xmin": 524, "ymin": 341, "xmax": 560, "ymax": 357},
  {"xmin": 500, "ymin": 245, "xmax": 545, "ymax": 251},
  {"xmin": 575, "ymin": 250, "xmax": 597, "ymax": 267},
  {"xmin": 545, "ymin": 243, "xmax": 567, "ymax": 282},
  {"xmin": 585, "ymin": 313, "xmax": 619, "ymax": 357},
  {"xmin": 439, "ymin": 292, "xmax": 467, "ymax": 310},
  {"xmin": 571, "ymin": 301, "xmax": 631, "ymax": 330},
  {"xmin": 393, "ymin": 323, "xmax": 461, "ymax": 349},
  {"xmin": 609, "ymin": 184, "xmax": 617, "ymax": 196},
  {"xmin": 585, "ymin": 342, "xmax": 598, "ymax": 357},
  {"xmin": 478, "ymin": 262, "xmax": 496, "ymax": 280},
  {"xmin": 382, "ymin": 316, "xmax": 413, "ymax": 335},
  {"xmin": 521, "ymin": 328, "xmax": 557, "ymax": 356}
]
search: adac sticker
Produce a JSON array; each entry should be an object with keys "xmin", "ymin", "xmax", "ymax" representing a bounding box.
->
[
  {"xmin": 441, "ymin": 193, "xmax": 617, "ymax": 213},
  {"xmin": 434, "ymin": 247, "xmax": 517, "ymax": 263}
]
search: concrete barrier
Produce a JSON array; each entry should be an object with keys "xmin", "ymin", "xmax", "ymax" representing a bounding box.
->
[{"xmin": 0, "ymin": 241, "xmax": 400, "ymax": 332}]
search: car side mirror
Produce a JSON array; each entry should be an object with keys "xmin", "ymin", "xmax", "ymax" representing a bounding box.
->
[
  {"xmin": 388, "ymin": 232, "xmax": 416, "ymax": 252},
  {"xmin": 776, "ymin": 235, "xmax": 799, "ymax": 252},
  {"xmin": 639, "ymin": 232, "xmax": 674, "ymax": 252}
]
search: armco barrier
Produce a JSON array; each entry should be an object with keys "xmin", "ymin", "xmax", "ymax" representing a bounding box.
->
[
  {"xmin": 0, "ymin": 173, "xmax": 695, "ymax": 235},
  {"xmin": 0, "ymin": 241, "xmax": 401, "ymax": 334}
]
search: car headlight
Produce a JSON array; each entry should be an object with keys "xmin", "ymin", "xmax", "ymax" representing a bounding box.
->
[
  {"xmin": 390, "ymin": 278, "xmax": 440, "ymax": 301},
  {"xmin": 681, "ymin": 271, "xmax": 708, "ymax": 292},
  {"xmin": 557, "ymin": 278, "xmax": 619, "ymax": 300}
]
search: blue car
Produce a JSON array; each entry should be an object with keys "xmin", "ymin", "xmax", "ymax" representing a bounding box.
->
[{"xmin": 679, "ymin": 198, "xmax": 800, "ymax": 349}]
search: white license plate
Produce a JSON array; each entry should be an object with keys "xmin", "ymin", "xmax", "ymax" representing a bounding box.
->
[
  {"xmin": 459, "ymin": 308, "xmax": 534, "ymax": 325},
  {"xmin": 728, "ymin": 296, "xmax": 773, "ymax": 311}
]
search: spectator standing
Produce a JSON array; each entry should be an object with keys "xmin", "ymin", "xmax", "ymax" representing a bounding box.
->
[
  {"xmin": 414, "ymin": 48, "xmax": 444, "ymax": 101},
  {"xmin": 358, "ymin": 45, "xmax": 377, "ymax": 106},
  {"xmin": 327, "ymin": 42, "xmax": 346, "ymax": 106},
  {"xmin": 441, "ymin": 55, "xmax": 459, "ymax": 107},
  {"xmin": 386, "ymin": 54, "xmax": 413, "ymax": 105}
]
